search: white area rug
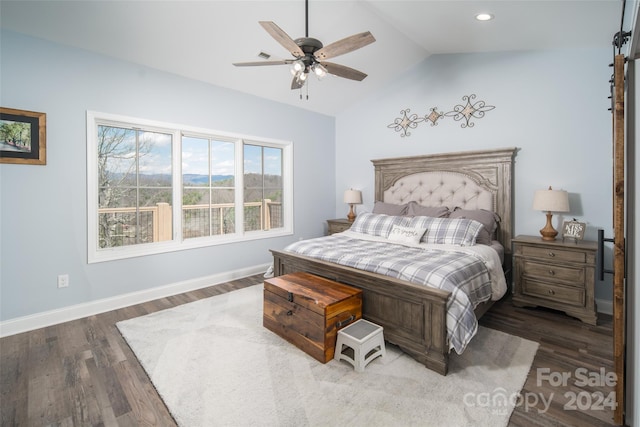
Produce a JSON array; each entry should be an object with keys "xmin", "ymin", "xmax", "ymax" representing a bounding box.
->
[{"xmin": 117, "ymin": 284, "xmax": 538, "ymax": 427}]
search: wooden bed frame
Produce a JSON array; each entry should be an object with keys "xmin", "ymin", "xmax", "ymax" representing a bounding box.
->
[{"xmin": 271, "ymin": 147, "xmax": 517, "ymax": 375}]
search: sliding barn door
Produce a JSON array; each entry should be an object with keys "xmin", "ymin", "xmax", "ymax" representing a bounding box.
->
[{"xmin": 612, "ymin": 53, "xmax": 626, "ymax": 426}]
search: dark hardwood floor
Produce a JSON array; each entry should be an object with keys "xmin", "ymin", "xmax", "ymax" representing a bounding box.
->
[
  {"xmin": 1, "ymin": 274, "xmax": 620, "ymax": 426},
  {"xmin": 480, "ymin": 297, "xmax": 618, "ymax": 427}
]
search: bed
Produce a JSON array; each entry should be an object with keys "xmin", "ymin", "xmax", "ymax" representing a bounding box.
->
[{"xmin": 270, "ymin": 147, "xmax": 517, "ymax": 375}]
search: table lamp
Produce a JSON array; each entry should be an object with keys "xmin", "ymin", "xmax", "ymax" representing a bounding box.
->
[
  {"xmin": 344, "ymin": 189, "xmax": 362, "ymax": 222},
  {"xmin": 532, "ymin": 186, "xmax": 570, "ymax": 241}
]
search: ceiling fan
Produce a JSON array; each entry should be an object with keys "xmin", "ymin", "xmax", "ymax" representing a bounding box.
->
[{"xmin": 233, "ymin": 0, "xmax": 375, "ymax": 90}]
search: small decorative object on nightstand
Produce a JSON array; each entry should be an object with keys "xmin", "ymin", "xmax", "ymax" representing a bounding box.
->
[
  {"xmin": 327, "ymin": 218, "xmax": 352, "ymax": 235},
  {"xmin": 343, "ymin": 189, "xmax": 362, "ymax": 222},
  {"xmin": 532, "ymin": 186, "xmax": 570, "ymax": 241},
  {"xmin": 562, "ymin": 219, "xmax": 586, "ymax": 243},
  {"xmin": 512, "ymin": 235, "xmax": 597, "ymax": 325}
]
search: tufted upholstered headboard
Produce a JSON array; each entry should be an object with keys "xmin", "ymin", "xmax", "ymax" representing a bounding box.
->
[{"xmin": 371, "ymin": 148, "xmax": 517, "ymax": 261}]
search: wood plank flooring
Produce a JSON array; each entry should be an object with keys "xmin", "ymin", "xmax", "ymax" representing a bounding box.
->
[
  {"xmin": 479, "ymin": 295, "xmax": 618, "ymax": 426},
  {"xmin": 1, "ymin": 274, "xmax": 620, "ymax": 426}
]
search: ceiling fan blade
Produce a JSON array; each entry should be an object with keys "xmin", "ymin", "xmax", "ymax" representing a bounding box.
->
[
  {"xmin": 314, "ymin": 31, "xmax": 375, "ymax": 61},
  {"xmin": 322, "ymin": 62, "xmax": 368, "ymax": 81},
  {"xmin": 259, "ymin": 21, "xmax": 305, "ymax": 58},
  {"xmin": 291, "ymin": 76, "xmax": 305, "ymax": 90},
  {"xmin": 233, "ymin": 60, "xmax": 292, "ymax": 67}
]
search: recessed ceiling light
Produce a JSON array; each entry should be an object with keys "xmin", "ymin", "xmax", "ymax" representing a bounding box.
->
[{"xmin": 475, "ymin": 13, "xmax": 494, "ymax": 21}]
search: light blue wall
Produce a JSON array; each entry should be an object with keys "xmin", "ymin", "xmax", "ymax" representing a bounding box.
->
[
  {"xmin": 335, "ymin": 48, "xmax": 614, "ymax": 303},
  {"xmin": 0, "ymin": 31, "xmax": 616, "ymax": 320},
  {"xmin": 0, "ymin": 31, "xmax": 336, "ymax": 321}
]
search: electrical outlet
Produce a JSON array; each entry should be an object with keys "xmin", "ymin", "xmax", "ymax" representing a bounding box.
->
[{"xmin": 57, "ymin": 274, "xmax": 69, "ymax": 288}]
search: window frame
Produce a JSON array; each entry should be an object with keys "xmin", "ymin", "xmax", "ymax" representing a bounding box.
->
[{"xmin": 87, "ymin": 111, "xmax": 293, "ymax": 263}]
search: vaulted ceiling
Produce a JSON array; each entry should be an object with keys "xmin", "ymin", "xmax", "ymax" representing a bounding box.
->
[{"xmin": 0, "ymin": 0, "xmax": 626, "ymax": 116}]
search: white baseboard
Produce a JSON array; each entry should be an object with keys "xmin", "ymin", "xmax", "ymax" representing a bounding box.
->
[
  {"xmin": 0, "ymin": 263, "xmax": 270, "ymax": 338},
  {"xmin": 596, "ymin": 298, "xmax": 613, "ymax": 316}
]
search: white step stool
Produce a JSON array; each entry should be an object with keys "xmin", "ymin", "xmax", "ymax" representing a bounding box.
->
[{"xmin": 334, "ymin": 319, "xmax": 386, "ymax": 372}]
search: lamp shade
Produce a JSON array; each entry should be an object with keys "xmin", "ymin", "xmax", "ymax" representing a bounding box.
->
[
  {"xmin": 343, "ymin": 189, "xmax": 362, "ymax": 204},
  {"xmin": 532, "ymin": 187, "xmax": 569, "ymax": 212}
]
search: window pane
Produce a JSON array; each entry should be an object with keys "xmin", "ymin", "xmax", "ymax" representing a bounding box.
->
[
  {"xmin": 212, "ymin": 189, "xmax": 235, "ymax": 235},
  {"xmin": 97, "ymin": 125, "xmax": 173, "ymax": 248},
  {"xmin": 182, "ymin": 136, "xmax": 209, "ymax": 184},
  {"xmin": 211, "ymin": 140, "xmax": 235, "ymax": 186},
  {"xmin": 183, "ymin": 188, "xmax": 210, "ymax": 238},
  {"xmin": 243, "ymin": 144, "xmax": 283, "ymax": 231},
  {"xmin": 139, "ymin": 131, "xmax": 172, "ymax": 186},
  {"xmin": 182, "ymin": 136, "xmax": 235, "ymax": 239},
  {"xmin": 100, "ymin": 126, "xmax": 137, "ymax": 186}
]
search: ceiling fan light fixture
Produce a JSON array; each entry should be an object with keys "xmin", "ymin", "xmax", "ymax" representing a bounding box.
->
[
  {"xmin": 291, "ymin": 59, "xmax": 305, "ymax": 73},
  {"xmin": 312, "ymin": 63, "xmax": 327, "ymax": 78}
]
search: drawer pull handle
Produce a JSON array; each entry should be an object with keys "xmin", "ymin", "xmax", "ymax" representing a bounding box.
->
[
  {"xmin": 286, "ymin": 310, "xmax": 293, "ymax": 316},
  {"xmin": 336, "ymin": 314, "xmax": 355, "ymax": 329},
  {"xmin": 548, "ymin": 270, "xmax": 555, "ymax": 276},
  {"xmin": 548, "ymin": 252, "xmax": 555, "ymax": 257},
  {"xmin": 548, "ymin": 289, "xmax": 555, "ymax": 295}
]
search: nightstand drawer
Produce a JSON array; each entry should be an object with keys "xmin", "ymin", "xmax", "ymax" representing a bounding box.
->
[
  {"xmin": 521, "ymin": 279, "xmax": 585, "ymax": 307},
  {"xmin": 522, "ymin": 260, "xmax": 584, "ymax": 286},
  {"xmin": 520, "ymin": 245, "xmax": 586, "ymax": 263}
]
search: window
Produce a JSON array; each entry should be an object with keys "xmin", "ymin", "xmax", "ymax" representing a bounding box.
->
[
  {"xmin": 182, "ymin": 136, "xmax": 236, "ymax": 238},
  {"xmin": 243, "ymin": 143, "xmax": 283, "ymax": 232},
  {"xmin": 87, "ymin": 111, "xmax": 292, "ymax": 263},
  {"xmin": 97, "ymin": 125, "xmax": 173, "ymax": 248}
]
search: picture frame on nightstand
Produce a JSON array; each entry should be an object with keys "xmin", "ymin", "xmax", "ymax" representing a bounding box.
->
[{"xmin": 562, "ymin": 220, "xmax": 586, "ymax": 243}]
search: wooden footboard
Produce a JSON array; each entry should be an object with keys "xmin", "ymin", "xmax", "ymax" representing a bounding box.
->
[{"xmin": 270, "ymin": 249, "xmax": 451, "ymax": 375}]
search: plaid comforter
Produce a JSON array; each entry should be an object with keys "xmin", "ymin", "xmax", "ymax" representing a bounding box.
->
[{"xmin": 284, "ymin": 232, "xmax": 497, "ymax": 354}]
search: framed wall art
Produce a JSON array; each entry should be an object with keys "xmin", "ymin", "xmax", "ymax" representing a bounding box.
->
[
  {"xmin": 562, "ymin": 219, "xmax": 586, "ymax": 242},
  {"xmin": 0, "ymin": 107, "xmax": 46, "ymax": 165}
]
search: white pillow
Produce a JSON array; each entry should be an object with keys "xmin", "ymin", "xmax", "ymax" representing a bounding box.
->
[{"xmin": 387, "ymin": 225, "xmax": 427, "ymax": 245}]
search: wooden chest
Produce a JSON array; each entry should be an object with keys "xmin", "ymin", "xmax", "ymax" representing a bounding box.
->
[{"xmin": 263, "ymin": 272, "xmax": 362, "ymax": 363}]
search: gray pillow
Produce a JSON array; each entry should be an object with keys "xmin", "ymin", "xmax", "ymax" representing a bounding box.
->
[
  {"xmin": 449, "ymin": 208, "xmax": 500, "ymax": 245},
  {"xmin": 372, "ymin": 201, "xmax": 409, "ymax": 216},
  {"xmin": 407, "ymin": 201, "xmax": 450, "ymax": 218}
]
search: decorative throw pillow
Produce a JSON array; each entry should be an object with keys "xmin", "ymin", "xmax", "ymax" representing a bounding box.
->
[
  {"xmin": 407, "ymin": 201, "xmax": 450, "ymax": 218},
  {"xmin": 350, "ymin": 212, "xmax": 407, "ymax": 238},
  {"xmin": 449, "ymin": 208, "xmax": 500, "ymax": 245},
  {"xmin": 372, "ymin": 201, "xmax": 409, "ymax": 216},
  {"xmin": 387, "ymin": 225, "xmax": 427, "ymax": 245},
  {"xmin": 407, "ymin": 216, "xmax": 483, "ymax": 246}
]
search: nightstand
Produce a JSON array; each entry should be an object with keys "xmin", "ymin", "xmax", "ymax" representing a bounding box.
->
[
  {"xmin": 512, "ymin": 235, "xmax": 598, "ymax": 325},
  {"xmin": 327, "ymin": 218, "xmax": 352, "ymax": 235}
]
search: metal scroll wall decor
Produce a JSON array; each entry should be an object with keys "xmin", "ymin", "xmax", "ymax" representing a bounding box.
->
[{"xmin": 387, "ymin": 94, "xmax": 495, "ymax": 137}]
